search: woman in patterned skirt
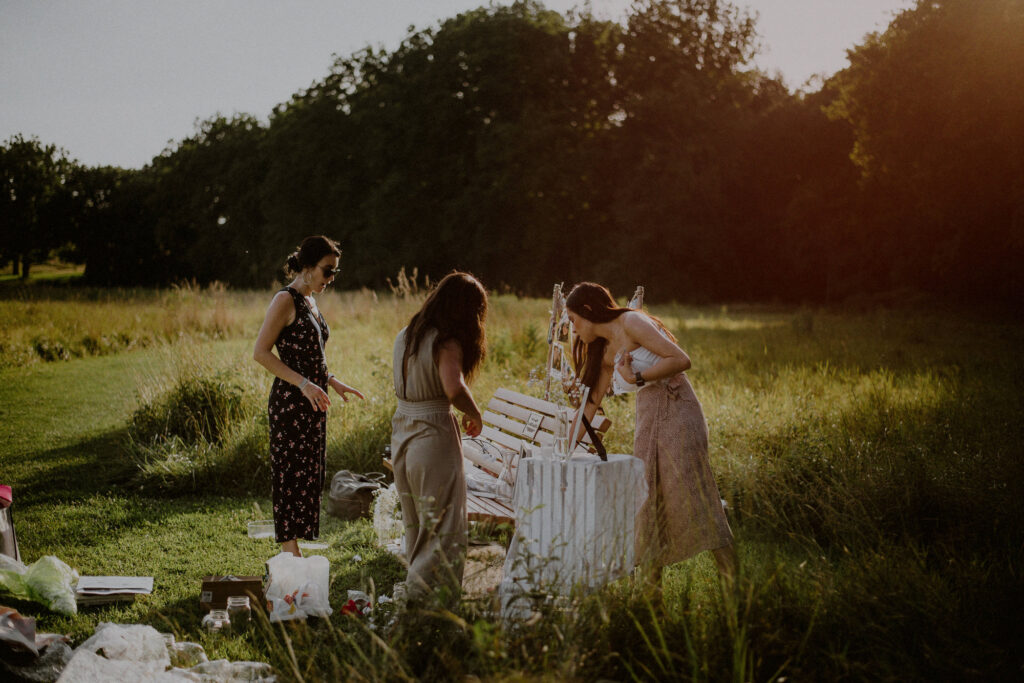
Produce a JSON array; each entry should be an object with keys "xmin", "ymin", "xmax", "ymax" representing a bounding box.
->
[
  {"xmin": 254, "ymin": 235, "xmax": 364, "ymax": 557},
  {"xmin": 566, "ymin": 282, "xmax": 737, "ymax": 587}
]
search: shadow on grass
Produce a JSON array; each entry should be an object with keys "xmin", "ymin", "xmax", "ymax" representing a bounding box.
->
[{"xmin": 12, "ymin": 428, "xmax": 136, "ymax": 506}]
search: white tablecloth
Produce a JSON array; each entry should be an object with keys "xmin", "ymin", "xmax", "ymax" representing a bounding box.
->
[{"xmin": 500, "ymin": 453, "xmax": 646, "ymax": 615}]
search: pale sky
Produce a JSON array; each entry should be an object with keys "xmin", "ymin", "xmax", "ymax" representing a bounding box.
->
[{"xmin": 0, "ymin": 0, "xmax": 913, "ymax": 169}]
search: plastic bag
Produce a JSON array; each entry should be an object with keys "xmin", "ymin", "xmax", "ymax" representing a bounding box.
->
[
  {"xmin": 187, "ymin": 659, "xmax": 275, "ymax": 681},
  {"xmin": 0, "ymin": 554, "xmax": 79, "ymax": 615},
  {"xmin": 58, "ymin": 623, "xmax": 275, "ymax": 682},
  {"xmin": 462, "ymin": 437, "xmax": 519, "ymax": 487},
  {"xmin": 371, "ymin": 484, "xmax": 403, "ymax": 549},
  {"xmin": 2, "ymin": 639, "xmax": 72, "ymax": 682},
  {"xmin": 464, "ymin": 465, "xmax": 512, "ymax": 500},
  {"xmin": 263, "ymin": 553, "xmax": 331, "ymax": 622},
  {"xmin": 58, "ymin": 623, "xmax": 171, "ymax": 682}
]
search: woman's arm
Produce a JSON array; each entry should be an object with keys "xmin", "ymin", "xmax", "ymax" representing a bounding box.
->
[
  {"xmin": 437, "ymin": 338, "xmax": 483, "ymax": 437},
  {"xmin": 253, "ymin": 292, "xmax": 330, "ymax": 411},
  {"xmin": 618, "ymin": 311, "xmax": 690, "ymax": 382},
  {"xmin": 574, "ymin": 349, "xmax": 614, "ymax": 444}
]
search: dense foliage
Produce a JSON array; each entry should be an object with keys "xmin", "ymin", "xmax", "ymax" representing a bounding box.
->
[{"xmin": 2, "ymin": 0, "xmax": 1021, "ymax": 304}]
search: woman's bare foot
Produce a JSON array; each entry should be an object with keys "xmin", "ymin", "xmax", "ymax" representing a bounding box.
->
[{"xmin": 281, "ymin": 539, "xmax": 302, "ymax": 557}]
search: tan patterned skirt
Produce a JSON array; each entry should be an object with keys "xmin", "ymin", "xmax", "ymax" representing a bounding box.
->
[{"xmin": 634, "ymin": 372, "xmax": 733, "ymax": 568}]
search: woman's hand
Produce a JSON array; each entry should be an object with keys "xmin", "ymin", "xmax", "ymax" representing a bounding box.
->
[
  {"xmin": 461, "ymin": 410, "xmax": 483, "ymax": 438},
  {"xmin": 438, "ymin": 338, "xmax": 484, "ymax": 437},
  {"xmin": 616, "ymin": 351, "xmax": 635, "ymax": 380},
  {"xmin": 329, "ymin": 377, "xmax": 365, "ymax": 402},
  {"xmin": 300, "ymin": 381, "xmax": 331, "ymax": 411}
]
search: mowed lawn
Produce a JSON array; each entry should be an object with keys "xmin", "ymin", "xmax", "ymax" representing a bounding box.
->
[
  {"xmin": 0, "ymin": 338, "xmax": 402, "ymax": 666},
  {"xmin": 2, "ymin": 287, "xmax": 1023, "ymax": 680}
]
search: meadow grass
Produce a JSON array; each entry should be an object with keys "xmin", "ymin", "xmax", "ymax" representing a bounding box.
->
[{"xmin": 1, "ymin": 287, "xmax": 1022, "ymax": 680}]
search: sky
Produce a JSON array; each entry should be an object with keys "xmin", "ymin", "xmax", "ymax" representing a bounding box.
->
[{"xmin": 0, "ymin": 0, "xmax": 914, "ymax": 169}]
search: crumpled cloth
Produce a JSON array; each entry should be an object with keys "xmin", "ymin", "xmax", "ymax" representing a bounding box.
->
[{"xmin": 58, "ymin": 623, "xmax": 275, "ymax": 682}]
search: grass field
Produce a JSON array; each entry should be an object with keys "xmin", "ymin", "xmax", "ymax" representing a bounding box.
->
[{"xmin": 2, "ymin": 282, "xmax": 1022, "ymax": 680}]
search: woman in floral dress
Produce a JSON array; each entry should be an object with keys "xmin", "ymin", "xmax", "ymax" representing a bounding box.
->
[{"xmin": 254, "ymin": 236, "xmax": 364, "ymax": 557}]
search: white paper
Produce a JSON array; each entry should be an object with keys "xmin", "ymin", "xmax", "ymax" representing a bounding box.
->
[{"xmin": 76, "ymin": 576, "xmax": 154, "ymax": 594}]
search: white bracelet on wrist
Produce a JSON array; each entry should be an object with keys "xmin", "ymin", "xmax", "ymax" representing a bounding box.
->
[
  {"xmin": 327, "ymin": 373, "xmax": 335, "ymax": 383},
  {"xmin": 298, "ymin": 377, "xmax": 309, "ymax": 390}
]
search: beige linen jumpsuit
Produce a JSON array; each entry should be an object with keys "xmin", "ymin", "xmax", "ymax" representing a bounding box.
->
[{"xmin": 390, "ymin": 327, "xmax": 467, "ymax": 603}]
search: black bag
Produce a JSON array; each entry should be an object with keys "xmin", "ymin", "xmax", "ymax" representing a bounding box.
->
[{"xmin": 326, "ymin": 471, "xmax": 386, "ymax": 520}]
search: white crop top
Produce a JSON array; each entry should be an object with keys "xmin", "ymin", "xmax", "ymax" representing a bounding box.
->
[{"xmin": 612, "ymin": 346, "xmax": 662, "ymax": 394}]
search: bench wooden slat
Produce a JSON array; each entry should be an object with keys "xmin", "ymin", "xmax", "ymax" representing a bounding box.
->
[
  {"xmin": 490, "ymin": 389, "xmax": 610, "ymax": 434},
  {"xmin": 483, "ymin": 410, "xmax": 557, "ymax": 445},
  {"xmin": 467, "ymin": 496, "xmax": 513, "ymax": 524},
  {"xmin": 479, "ymin": 425, "xmax": 528, "ymax": 453},
  {"xmin": 486, "ymin": 399, "xmax": 594, "ymax": 446}
]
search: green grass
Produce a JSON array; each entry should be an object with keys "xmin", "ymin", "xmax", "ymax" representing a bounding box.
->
[
  {"xmin": 0, "ymin": 260, "xmax": 84, "ymax": 286},
  {"xmin": 2, "ymin": 289, "xmax": 1022, "ymax": 680}
]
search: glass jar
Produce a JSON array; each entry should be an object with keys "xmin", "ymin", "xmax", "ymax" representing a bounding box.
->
[
  {"xmin": 201, "ymin": 608, "xmax": 230, "ymax": 633},
  {"xmin": 226, "ymin": 595, "xmax": 252, "ymax": 632}
]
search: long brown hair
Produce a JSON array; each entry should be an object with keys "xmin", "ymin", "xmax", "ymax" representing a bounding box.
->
[
  {"xmin": 566, "ymin": 282, "xmax": 631, "ymax": 401},
  {"xmin": 566, "ymin": 282, "xmax": 675, "ymax": 403},
  {"xmin": 403, "ymin": 272, "xmax": 488, "ymax": 389}
]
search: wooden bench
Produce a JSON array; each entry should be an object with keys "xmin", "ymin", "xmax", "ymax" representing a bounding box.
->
[{"xmin": 383, "ymin": 388, "xmax": 611, "ymax": 526}]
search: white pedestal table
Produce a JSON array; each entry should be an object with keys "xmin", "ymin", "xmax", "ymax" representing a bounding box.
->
[{"xmin": 499, "ymin": 453, "xmax": 646, "ymax": 617}]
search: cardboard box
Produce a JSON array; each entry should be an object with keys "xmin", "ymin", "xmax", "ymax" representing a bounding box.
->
[{"xmin": 200, "ymin": 575, "xmax": 264, "ymax": 611}]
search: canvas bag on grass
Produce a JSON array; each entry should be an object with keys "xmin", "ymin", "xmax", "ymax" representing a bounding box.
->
[{"xmin": 326, "ymin": 471, "xmax": 386, "ymax": 520}]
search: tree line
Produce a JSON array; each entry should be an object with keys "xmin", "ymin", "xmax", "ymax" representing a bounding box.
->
[{"xmin": 2, "ymin": 0, "xmax": 1021, "ymax": 305}]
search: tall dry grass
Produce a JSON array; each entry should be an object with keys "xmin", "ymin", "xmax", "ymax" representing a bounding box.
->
[{"xmin": 13, "ymin": 282, "xmax": 1023, "ymax": 679}]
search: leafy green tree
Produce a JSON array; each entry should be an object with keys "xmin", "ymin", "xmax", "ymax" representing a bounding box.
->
[
  {"xmin": 828, "ymin": 0, "xmax": 1024, "ymax": 302},
  {"xmin": 148, "ymin": 114, "xmax": 269, "ymax": 286},
  {"xmin": 68, "ymin": 165, "xmax": 164, "ymax": 285},
  {"xmin": 601, "ymin": 0, "xmax": 760, "ymax": 300},
  {"xmin": 0, "ymin": 134, "xmax": 76, "ymax": 278},
  {"xmin": 261, "ymin": 1, "xmax": 626, "ymax": 291}
]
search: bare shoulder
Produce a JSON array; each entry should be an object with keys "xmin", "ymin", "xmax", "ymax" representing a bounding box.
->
[
  {"xmin": 622, "ymin": 310, "xmax": 659, "ymax": 336},
  {"xmin": 266, "ymin": 290, "xmax": 296, "ymax": 321},
  {"xmin": 437, "ymin": 336, "xmax": 463, "ymax": 356}
]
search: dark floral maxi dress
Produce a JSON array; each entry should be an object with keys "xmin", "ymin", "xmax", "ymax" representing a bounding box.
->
[{"xmin": 268, "ymin": 287, "xmax": 330, "ymax": 543}]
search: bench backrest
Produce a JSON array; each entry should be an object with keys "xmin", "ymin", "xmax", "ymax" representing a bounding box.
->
[{"xmin": 479, "ymin": 388, "xmax": 610, "ymax": 456}]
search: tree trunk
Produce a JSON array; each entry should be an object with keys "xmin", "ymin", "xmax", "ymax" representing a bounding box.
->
[{"xmin": 20, "ymin": 256, "xmax": 30, "ymax": 280}]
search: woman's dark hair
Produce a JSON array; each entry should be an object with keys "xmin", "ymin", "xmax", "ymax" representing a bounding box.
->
[
  {"xmin": 567, "ymin": 282, "xmax": 676, "ymax": 403},
  {"xmin": 403, "ymin": 272, "xmax": 488, "ymax": 388},
  {"xmin": 284, "ymin": 235, "xmax": 341, "ymax": 275},
  {"xmin": 566, "ymin": 282, "xmax": 631, "ymax": 401}
]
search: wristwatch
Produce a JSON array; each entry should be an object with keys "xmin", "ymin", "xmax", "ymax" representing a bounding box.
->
[{"xmin": 634, "ymin": 371, "xmax": 646, "ymax": 387}]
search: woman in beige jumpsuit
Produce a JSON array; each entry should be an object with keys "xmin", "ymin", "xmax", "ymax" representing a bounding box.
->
[{"xmin": 391, "ymin": 272, "xmax": 488, "ymax": 605}]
